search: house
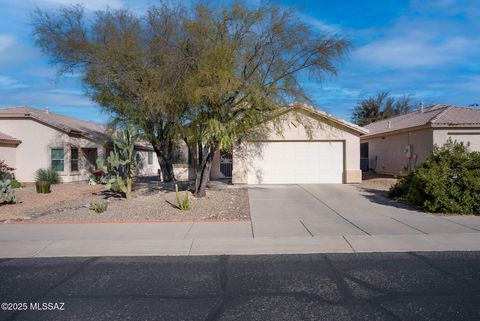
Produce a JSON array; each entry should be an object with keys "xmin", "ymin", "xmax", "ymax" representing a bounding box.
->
[
  {"xmin": 0, "ymin": 106, "xmax": 160, "ymax": 182},
  {"xmin": 361, "ymin": 104, "xmax": 480, "ymax": 175},
  {"xmin": 0, "ymin": 105, "xmax": 367, "ymax": 185},
  {"xmin": 218, "ymin": 104, "xmax": 368, "ymax": 184}
]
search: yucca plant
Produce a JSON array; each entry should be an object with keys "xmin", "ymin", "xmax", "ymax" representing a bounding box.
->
[{"xmin": 35, "ymin": 168, "xmax": 61, "ymax": 184}]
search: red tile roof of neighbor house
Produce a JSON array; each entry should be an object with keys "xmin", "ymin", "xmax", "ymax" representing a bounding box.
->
[
  {"xmin": 364, "ymin": 104, "xmax": 480, "ymax": 136},
  {"xmin": 0, "ymin": 106, "xmax": 154, "ymax": 150},
  {"xmin": 0, "ymin": 131, "xmax": 21, "ymax": 145}
]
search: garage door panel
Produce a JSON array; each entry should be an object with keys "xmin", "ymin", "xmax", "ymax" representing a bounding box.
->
[{"xmin": 246, "ymin": 141, "xmax": 344, "ymax": 184}]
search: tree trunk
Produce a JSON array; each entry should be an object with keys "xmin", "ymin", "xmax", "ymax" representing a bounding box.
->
[
  {"xmin": 194, "ymin": 147, "xmax": 215, "ymax": 198},
  {"xmin": 152, "ymin": 143, "xmax": 176, "ymax": 182},
  {"xmin": 126, "ymin": 178, "xmax": 132, "ymax": 200}
]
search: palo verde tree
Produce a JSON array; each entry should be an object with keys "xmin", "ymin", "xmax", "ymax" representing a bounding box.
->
[
  {"xmin": 352, "ymin": 91, "xmax": 414, "ymax": 126},
  {"xmin": 31, "ymin": 4, "xmax": 193, "ymax": 182},
  {"xmin": 182, "ymin": 2, "xmax": 350, "ymax": 197}
]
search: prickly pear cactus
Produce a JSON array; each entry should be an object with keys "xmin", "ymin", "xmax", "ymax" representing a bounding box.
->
[{"xmin": 0, "ymin": 179, "xmax": 20, "ymax": 205}]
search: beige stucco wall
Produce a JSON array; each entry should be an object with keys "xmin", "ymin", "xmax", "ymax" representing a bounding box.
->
[
  {"xmin": 134, "ymin": 150, "xmax": 161, "ymax": 176},
  {"xmin": 0, "ymin": 145, "xmax": 16, "ymax": 171},
  {"xmin": 0, "ymin": 118, "xmax": 104, "ymax": 182},
  {"xmin": 232, "ymin": 109, "xmax": 363, "ymax": 184},
  {"xmin": 433, "ymin": 128, "xmax": 480, "ymax": 152},
  {"xmin": 362, "ymin": 128, "xmax": 433, "ymax": 176}
]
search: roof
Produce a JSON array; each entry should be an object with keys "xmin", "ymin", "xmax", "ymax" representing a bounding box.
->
[
  {"xmin": 364, "ymin": 104, "xmax": 480, "ymax": 137},
  {"xmin": 0, "ymin": 106, "xmax": 107, "ymax": 142},
  {"xmin": 0, "ymin": 131, "xmax": 21, "ymax": 145},
  {"xmin": 287, "ymin": 104, "xmax": 369, "ymax": 135}
]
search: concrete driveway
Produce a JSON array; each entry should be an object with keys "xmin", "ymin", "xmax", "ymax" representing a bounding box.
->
[{"xmin": 248, "ymin": 184, "xmax": 480, "ymax": 238}]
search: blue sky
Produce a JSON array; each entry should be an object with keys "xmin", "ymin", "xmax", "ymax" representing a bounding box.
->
[{"xmin": 0, "ymin": 0, "xmax": 479, "ymax": 123}]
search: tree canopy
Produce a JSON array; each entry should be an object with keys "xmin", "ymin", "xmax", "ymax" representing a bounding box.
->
[
  {"xmin": 352, "ymin": 91, "xmax": 414, "ymax": 126},
  {"xmin": 32, "ymin": 1, "xmax": 350, "ymax": 197}
]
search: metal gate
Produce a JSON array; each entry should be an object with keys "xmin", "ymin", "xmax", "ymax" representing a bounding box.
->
[{"xmin": 220, "ymin": 150, "xmax": 233, "ymax": 178}]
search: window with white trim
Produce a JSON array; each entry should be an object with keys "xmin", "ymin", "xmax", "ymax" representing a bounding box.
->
[
  {"xmin": 51, "ymin": 148, "xmax": 65, "ymax": 172},
  {"xmin": 71, "ymin": 147, "xmax": 79, "ymax": 172}
]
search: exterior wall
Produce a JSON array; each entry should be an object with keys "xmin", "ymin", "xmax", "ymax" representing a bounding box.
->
[
  {"xmin": 232, "ymin": 109, "xmax": 363, "ymax": 184},
  {"xmin": 0, "ymin": 145, "xmax": 16, "ymax": 170},
  {"xmin": 134, "ymin": 150, "xmax": 161, "ymax": 176},
  {"xmin": 362, "ymin": 128, "xmax": 433, "ymax": 176},
  {"xmin": 433, "ymin": 128, "xmax": 480, "ymax": 152},
  {"xmin": 0, "ymin": 118, "xmax": 103, "ymax": 182}
]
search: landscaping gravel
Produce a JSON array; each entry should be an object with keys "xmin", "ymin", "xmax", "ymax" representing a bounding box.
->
[
  {"xmin": 359, "ymin": 172, "xmax": 398, "ymax": 192},
  {"xmin": 1, "ymin": 179, "xmax": 250, "ymax": 223}
]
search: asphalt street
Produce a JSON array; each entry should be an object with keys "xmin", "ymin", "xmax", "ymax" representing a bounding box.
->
[{"xmin": 1, "ymin": 251, "xmax": 479, "ymax": 321}]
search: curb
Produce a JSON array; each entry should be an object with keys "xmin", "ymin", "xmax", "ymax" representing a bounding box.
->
[{"xmin": 12, "ymin": 218, "xmax": 251, "ymax": 225}]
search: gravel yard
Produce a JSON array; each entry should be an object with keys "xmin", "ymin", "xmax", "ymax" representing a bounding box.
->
[
  {"xmin": 359, "ymin": 171, "xmax": 398, "ymax": 192},
  {"xmin": 0, "ymin": 179, "xmax": 250, "ymax": 223}
]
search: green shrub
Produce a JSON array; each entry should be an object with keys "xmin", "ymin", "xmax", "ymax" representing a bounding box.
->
[
  {"xmin": 89, "ymin": 201, "xmax": 108, "ymax": 213},
  {"xmin": 35, "ymin": 168, "xmax": 61, "ymax": 184},
  {"xmin": 389, "ymin": 140, "xmax": 480, "ymax": 214},
  {"xmin": 175, "ymin": 184, "xmax": 190, "ymax": 211},
  {"xmin": 10, "ymin": 180, "xmax": 24, "ymax": 188}
]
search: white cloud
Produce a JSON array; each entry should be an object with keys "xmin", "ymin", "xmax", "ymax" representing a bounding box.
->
[
  {"xmin": 353, "ymin": 32, "xmax": 474, "ymax": 68},
  {"xmin": 31, "ymin": 0, "xmax": 124, "ymax": 11},
  {"xmin": 298, "ymin": 14, "xmax": 341, "ymax": 34},
  {"xmin": 0, "ymin": 34, "xmax": 15, "ymax": 52},
  {"xmin": 0, "ymin": 75, "xmax": 27, "ymax": 89}
]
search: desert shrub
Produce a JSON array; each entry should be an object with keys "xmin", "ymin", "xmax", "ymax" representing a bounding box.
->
[
  {"xmin": 389, "ymin": 140, "xmax": 480, "ymax": 214},
  {"xmin": 89, "ymin": 201, "xmax": 108, "ymax": 213},
  {"xmin": 175, "ymin": 184, "xmax": 190, "ymax": 211},
  {"xmin": 10, "ymin": 180, "xmax": 23, "ymax": 188},
  {"xmin": 0, "ymin": 160, "xmax": 15, "ymax": 181},
  {"xmin": 35, "ymin": 168, "xmax": 61, "ymax": 184}
]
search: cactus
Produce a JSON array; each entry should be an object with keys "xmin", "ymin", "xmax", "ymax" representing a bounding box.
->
[
  {"xmin": 97, "ymin": 125, "xmax": 140, "ymax": 199},
  {"xmin": 0, "ymin": 179, "xmax": 20, "ymax": 204},
  {"xmin": 175, "ymin": 184, "xmax": 190, "ymax": 210}
]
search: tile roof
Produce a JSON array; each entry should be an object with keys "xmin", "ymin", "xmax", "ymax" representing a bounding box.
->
[
  {"xmin": 0, "ymin": 106, "xmax": 155, "ymax": 150},
  {"xmin": 0, "ymin": 106, "xmax": 107, "ymax": 141},
  {"xmin": 364, "ymin": 104, "xmax": 480, "ymax": 136},
  {"xmin": 0, "ymin": 131, "xmax": 21, "ymax": 144},
  {"xmin": 290, "ymin": 104, "xmax": 369, "ymax": 135}
]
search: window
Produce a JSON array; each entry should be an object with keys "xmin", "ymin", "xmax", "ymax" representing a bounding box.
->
[
  {"xmin": 71, "ymin": 147, "xmax": 79, "ymax": 172},
  {"xmin": 51, "ymin": 148, "xmax": 65, "ymax": 172},
  {"xmin": 148, "ymin": 151, "xmax": 153, "ymax": 165}
]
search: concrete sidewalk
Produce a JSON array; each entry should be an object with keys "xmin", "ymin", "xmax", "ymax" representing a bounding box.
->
[{"xmin": 1, "ymin": 222, "xmax": 480, "ymax": 258}]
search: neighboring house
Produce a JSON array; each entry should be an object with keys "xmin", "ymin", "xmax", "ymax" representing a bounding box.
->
[
  {"xmin": 224, "ymin": 104, "xmax": 368, "ymax": 184},
  {"xmin": 361, "ymin": 104, "xmax": 480, "ymax": 175},
  {"xmin": 0, "ymin": 106, "xmax": 160, "ymax": 182}
]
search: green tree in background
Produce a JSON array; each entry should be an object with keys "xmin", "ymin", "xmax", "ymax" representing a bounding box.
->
[{"xmin": 352, "ymin": 91, "xmax": 414, "ymax": 126}]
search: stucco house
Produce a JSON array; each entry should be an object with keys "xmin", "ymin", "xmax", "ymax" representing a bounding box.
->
[
  {"xmin": 361, "ymin": 104, "xmax": 480, "ymax": 176},
  {"xmin": 212, "ymin": 104, "xmax": 368, "ymax": 184},
  {"xmin": 0, "ymin": 104, "xmax": 367, "ymax": 185},
  {"xmin": 0, "ymin": 106, "xmax": 160, "ymax": 182}
]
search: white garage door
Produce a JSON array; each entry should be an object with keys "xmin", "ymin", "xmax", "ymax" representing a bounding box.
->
[{"xmin": 246, "ymin": 141, "xmax": 344, "ymax": 184}]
